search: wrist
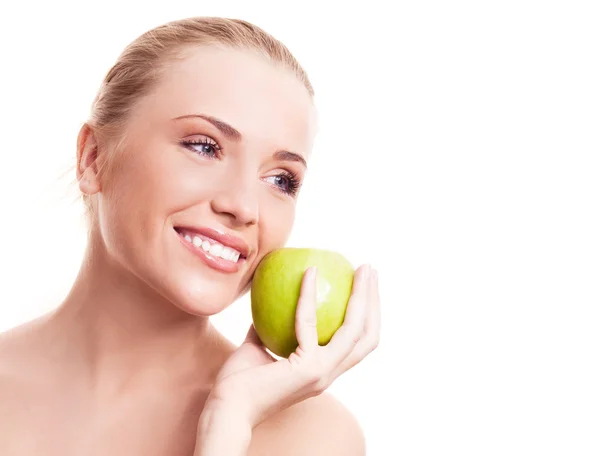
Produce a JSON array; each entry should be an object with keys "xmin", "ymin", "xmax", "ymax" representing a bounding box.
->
[
  {"xmin": 205, "ymin": 384, "xmax": 258, "ymax": 426},
  {"xmin": 199, "ymin": 401, "xmax": 252, "ymax": 434},
  {"xmin": 194, "ymin": 402, "xmax": 253, "ymax": 456}
]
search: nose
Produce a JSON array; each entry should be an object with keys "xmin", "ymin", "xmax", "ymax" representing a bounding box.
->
[{"xmin": 210, "ymin": 171, "xmax": 259, "ymax": 227}]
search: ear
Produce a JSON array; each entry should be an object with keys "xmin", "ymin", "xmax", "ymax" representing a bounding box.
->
[{"xmin": 76, "ymin": 123, "xmax": 101, "ymax": 195}]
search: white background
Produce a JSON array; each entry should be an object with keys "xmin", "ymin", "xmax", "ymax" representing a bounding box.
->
[{"xmin": 1, "ymin": 1, "xmax": 599, "ymax": 454}]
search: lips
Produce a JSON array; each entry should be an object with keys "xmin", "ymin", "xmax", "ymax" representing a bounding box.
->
[
  {"xmin": 174, "ymin": 225, "xmax": 252, "ymax": 273},
  {"xmin": 174, "ymin": 225, "xmax": 250, "ymax": 258}
]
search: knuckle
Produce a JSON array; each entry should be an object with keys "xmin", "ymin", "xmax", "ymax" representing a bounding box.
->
[
  {"xmin": 369, "ymin": 337, "xmax": 380, "ymax": 352},
  {"xmin": 361, "ymin": 330, "xmax": 379, "ymax": 352},
  {"xmin": 339, "ymin": 325, "xmax": 361, "ymax": 346},
  {"xmin": 288, "ymin": 352, "xmax": 302, "ymax": 367},
  {"xmin": 304, "ymin": 315, "xmax": 318, "ymax": 328},
  {"xmin": 304, "ymin": 360, "xmax": 326, "ymax": 385},
  {"xmin": 360, "ymin": 326, "xmax": 370, "ymax": 339},
  {"xmin": 349, "ymin": 327, "xmax": 362, "ymax": 345}
]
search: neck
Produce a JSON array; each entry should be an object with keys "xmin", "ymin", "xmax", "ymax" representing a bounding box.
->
[{"xmin": 46, "ymin": 234, "xmax": 228, "ymax": 395}]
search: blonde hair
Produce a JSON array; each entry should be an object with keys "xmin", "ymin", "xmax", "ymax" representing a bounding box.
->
[{"xmin": 81, "ymin": 16, "xmax": 313, "ymax": 215}]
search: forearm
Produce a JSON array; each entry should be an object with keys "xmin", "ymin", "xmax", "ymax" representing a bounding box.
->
[{"xmin": 194, "ymin": 405, "xmax": 253, "ymax": 456}]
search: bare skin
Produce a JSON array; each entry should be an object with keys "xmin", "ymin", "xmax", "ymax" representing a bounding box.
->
[
  {"xmin": 0, "ymin": 315, "xmax": 362, "ymax": 455},
  {"xmin": 0, "ymin": 46, "xmax": 375, "ymax": 455}
]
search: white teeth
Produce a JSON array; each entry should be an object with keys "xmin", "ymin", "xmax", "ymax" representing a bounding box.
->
[
  {"xmin": 221, "ymin": 246, "xmax": 235, "ymax": 261},
  {"xmin": 209, "ymin": 243, "xmax": 223, "ymax": 256},
  {"xmin": 180, "ymin": 230, "xmax": 242, "ymax": 263}
]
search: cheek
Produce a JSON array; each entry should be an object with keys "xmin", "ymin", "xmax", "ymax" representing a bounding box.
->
[
  {"xmin": 258, "ymin": 196, "xmax": 297, "ymax": 252},
  {"xmin": 96, "ymin": 170, "xmax": 152, "ymax": 264},
  {"xmin": 103, "ymin": 145, "xmax": 204, "ymax": 219},
  {"xmin": 97, "ymin": 148, "xmax": 177, "ymax": 251}
]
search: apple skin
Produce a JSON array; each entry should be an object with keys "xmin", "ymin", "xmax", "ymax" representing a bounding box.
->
[{"xmin": 250, "ymin": 248, "xmax": 355, "ymax": 358}]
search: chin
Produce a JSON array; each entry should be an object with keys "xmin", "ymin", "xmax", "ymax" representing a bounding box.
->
[
  {"xmin": 151, "ymin": 268, "xmax": 246, "ymax": 317},
  {"xmin": 174, "ymin": 287, "xmax": 238, "ymax": 317},
  {"xmin": 112, "ymin": 223, "xmax": 253, "ymax": 318}
]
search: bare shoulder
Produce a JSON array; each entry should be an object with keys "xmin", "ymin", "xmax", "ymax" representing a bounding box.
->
[
  {"xmin": 249, "ymin": 392, "xmax": 366, "ymax": 456},
  {"xmin": 0, "ymin": 323, "xmax": 39, "ymax": 439},
  {"xmin": 0, "ymin": 318, "xmax": 41, "ymax": 369},
  {"xmin": 0, "ymin": 323, "xmax": 28, "ymax": 378},
  {"xmin": 0, "ymin": 321, "xmax": 40, "ymax": 398}
]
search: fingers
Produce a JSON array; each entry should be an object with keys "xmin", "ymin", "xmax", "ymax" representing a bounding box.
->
[
  {"xmin": 295, "ymin": 266, "xmax": 319, "ymax": 353},
  {"xmin": 221, "ymin": 265, "xmax": 381, "ymax": 426},
  {"xmin": 323, "ymin": 264, "xmax": 372, "ymax": 366},
  {"xmin": 333, "ymin": 268, "xmax": 380, "ymax": 376},
  {"xmin": 371, "ymin": 269, "xmax": 381, "ymax": 342},
  {"xmin": 365, "ymin": 268, "xmax": 381, "ymax": 352}
]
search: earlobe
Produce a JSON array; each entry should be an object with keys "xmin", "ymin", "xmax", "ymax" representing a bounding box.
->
[
  {"xmin": 79, "ymin": 168, "xmax": 100, "ymax": 195},
  {"xmin": 76, "ymin": 123, "xmax": 101, "ymax": 195}
]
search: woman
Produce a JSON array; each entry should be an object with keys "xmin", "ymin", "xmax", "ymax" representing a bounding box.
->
[{"xmin": 0, "ymin": 17, "xmax": 380, "ymax": 455}]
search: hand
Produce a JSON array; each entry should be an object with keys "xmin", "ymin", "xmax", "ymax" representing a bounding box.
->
[{"xmin": 203, "ymin": 263, "xmax": 380, "ymax": 428}]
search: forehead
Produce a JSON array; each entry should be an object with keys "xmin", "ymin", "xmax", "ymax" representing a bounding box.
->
[{"xmin": 133, "ymin": 45, "xmax": 317, "ymax": 152}]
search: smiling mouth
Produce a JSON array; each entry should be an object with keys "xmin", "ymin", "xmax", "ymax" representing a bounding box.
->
[{"xmin": 174, "ymin": 227, "xmax": 247, "ymax": 264}]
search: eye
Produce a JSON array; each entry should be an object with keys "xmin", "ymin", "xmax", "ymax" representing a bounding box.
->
[
  {"xmin": 265, "ymin": 171, "xmax": 301, "ymax": 196},
  {"xmin": 180, "ymin": 136, "xmax": 221, "ymax": 159}
]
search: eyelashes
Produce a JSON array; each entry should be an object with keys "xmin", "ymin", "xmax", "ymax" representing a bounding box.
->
[
  {"xmin": 265, "ymin": 171, "xmax": 301, "ymax": 196},
  {"xmin": 180, "ymin": 136, "xmax": 302, "ymax": 197},
  {"xmin": 181, "ymin": 136, "xmax": 221, "ymax": 159}
]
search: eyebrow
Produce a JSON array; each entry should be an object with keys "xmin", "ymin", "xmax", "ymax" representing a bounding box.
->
[
  {"xmin": 273, "ymin": 150, "xmax": 307, "ymax": 168},
  {"xmin": 173, "ymin": 114, "xmax": 242, "ymax": 141},
  {"xmin": 173, "ymin": 113, "xmax": 307, "ymax": 168}
]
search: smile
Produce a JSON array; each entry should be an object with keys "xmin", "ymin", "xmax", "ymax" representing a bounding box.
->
[
  {"xmin": 174, "ymin": 226, "xmax": 249, "ymax": 274},
  {"xmin": 178, "ymin": 228, "xmax": 242, "ymax": 262}
]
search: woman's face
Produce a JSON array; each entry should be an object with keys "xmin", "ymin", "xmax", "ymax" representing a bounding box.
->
[{"xmin": 90, "ymin": 46, "xmax": 317, "ymax": 315}]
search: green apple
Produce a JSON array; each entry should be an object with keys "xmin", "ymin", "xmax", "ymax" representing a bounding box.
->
[{"xmin": 250, "ymin": 248, "xmax": 355, "ymax": 358}]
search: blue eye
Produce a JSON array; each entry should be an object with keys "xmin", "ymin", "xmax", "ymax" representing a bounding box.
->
[
  {"xmin": 265, "ymin": 172, "xmax": 301, "ymax": 196},
  {"xmin": 181, "ymin": 136, "xmax": 221, "ymax": 159}
]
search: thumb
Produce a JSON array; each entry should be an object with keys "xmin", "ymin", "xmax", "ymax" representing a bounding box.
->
[{"xmin": 244, "ymin": 324, "xmax": 264, "ymax": 346}]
